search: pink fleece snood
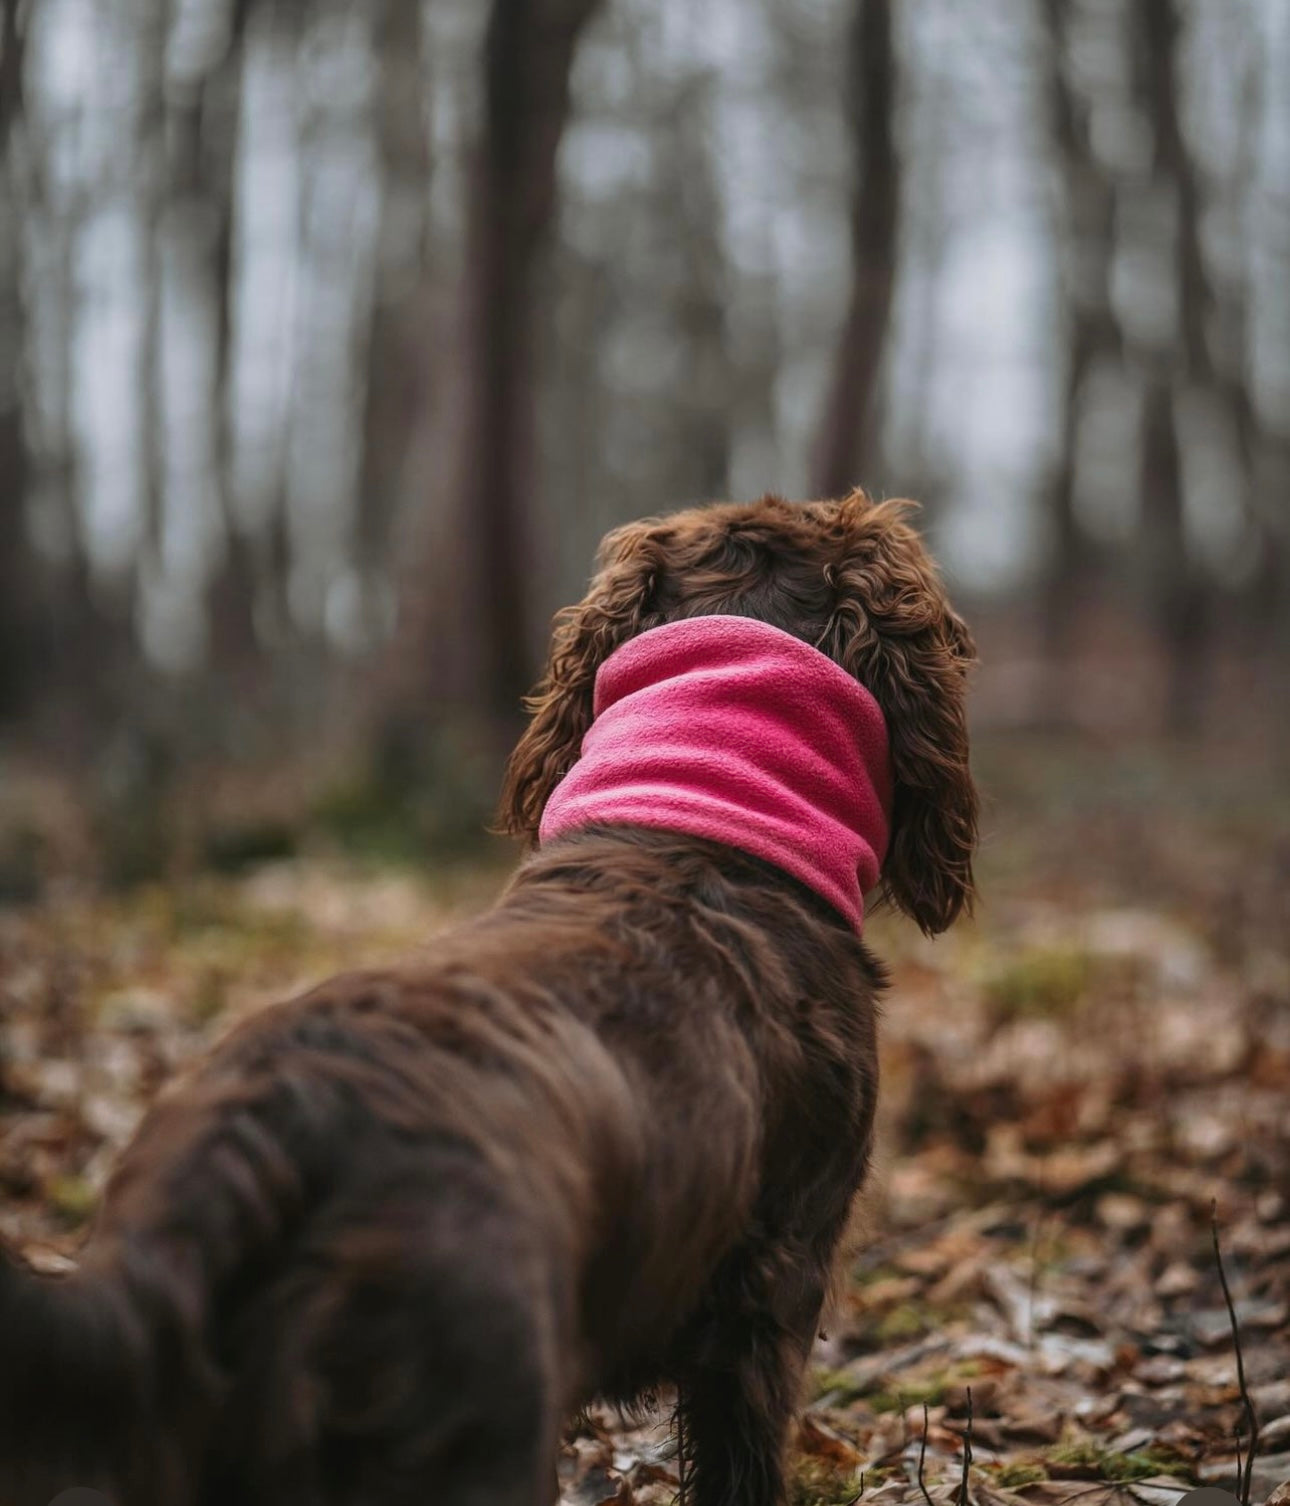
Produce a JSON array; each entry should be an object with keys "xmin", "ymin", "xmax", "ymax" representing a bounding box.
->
[{"xmin": 538, "ymin": 615, "xmax": 893, "ymax": 932}]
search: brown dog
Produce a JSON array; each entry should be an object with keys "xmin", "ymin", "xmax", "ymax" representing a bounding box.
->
[{"xmin": 0, "ymin": 492, "xmax": 977, "ymax": 1506}]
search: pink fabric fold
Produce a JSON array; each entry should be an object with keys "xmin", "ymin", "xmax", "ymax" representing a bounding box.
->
[{"xmin": 538, "ymin": 615, "xmax": 893, "ymax": 932}]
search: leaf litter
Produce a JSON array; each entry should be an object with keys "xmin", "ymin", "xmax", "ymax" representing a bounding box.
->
[{"xmin": 1, "ymin": 769, "xmax": 1287, "ymax": 1505}]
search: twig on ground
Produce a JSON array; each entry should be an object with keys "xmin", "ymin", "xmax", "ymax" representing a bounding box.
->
[
  {"xmin": 675, "ymin": 1387, "xmax": 687, "ymax": 1506},
  {"xmin": 958, "ymin": 1386, "xmax": 973, "ymax": 1506},
  {"xmin": 1055, "ymin": 1484, "xmax": 1136, "ymax": 1506},
  {"xmin": 917, "ymin": 1402, "xmax": 936, "ymax": 1506},
  {"xmin": 1028, "ymin": 1187, "xmax": 1048, "ymax": 1349},
  {"xmin": 1212, "ymin": 1200, "xmax": 1258, "ymax": 1506}
]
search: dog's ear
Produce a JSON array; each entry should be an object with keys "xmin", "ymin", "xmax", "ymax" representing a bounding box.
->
[
  {"xmin": 497, "ymin": 522, "xmax": 659, "ymax": 844},
  {"xmin": 825, "ymin": 495, "xmax": 978, "ymax": 935}
]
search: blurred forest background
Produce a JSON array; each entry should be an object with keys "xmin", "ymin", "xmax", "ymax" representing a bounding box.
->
[
  {"xmin": 3, "ymin": 5, "xmax": 1290, "ymax": 1494},
  {"xmin": 0, "ymin": 0, "xmax": 1287, "ymax": 884}
]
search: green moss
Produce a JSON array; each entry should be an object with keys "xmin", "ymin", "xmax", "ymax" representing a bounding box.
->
[
  {"xmin": 867, "ymin": 1376, "xmax": 947, "ymax": 1414},
  {"xmin": 810, "ymin": 1368, "xmax": 863, "ymax": 1405},
  {"xmin": 1111, "ymin": 1447, "xmax": 1195, "ymax": 1484},
  {"xmin": 830, "ymin": 1357, "xmax": 981, "ymax": 1416},
  {"xmin": 851, "ymin": 1293, "xmax": 973, "ymax": 1349},
  {"xmin": 788, "ymin": 1458, "xmax": 864, "ymax": 1506},
  {"xmin": 46, "ymin": 1173, "xmax": 98, "ymax": 1227},
  {"xmin": 993, "ymin": 1460, "xmax": 1049, "ymax": 1488},
  {"xmin": 849, "ymin": 1262, "xmax": 907, "ymax": 1289},
  {"xmin": 985, "ymin": 945, "xmax": 1093, "ymax": 1018},
  {"xmin": 1047, "ymin": 1440, "xmax": 1113, "ymax": 1474},
  {"xmin": 1043, "ymin": 1441, "xmax": 1192, "ymax": 1484},
  {"xmin": 875, "ymin": 1303, "xmax": 929, "ymax": 1342}
]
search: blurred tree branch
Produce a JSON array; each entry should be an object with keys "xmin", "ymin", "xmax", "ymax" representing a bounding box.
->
[
  {"xmin": 398, "ymin": 0, "xmax": 603, "ymax": 740},
  {"xmin": 813, "ymin": 0, "xmax": 899, "ymax": 500},
  {"xmin": 1039, "ymin": 0, "xmax": 1121, "ymax": 710},
  {"xmin": 195, "ymin": 0, "xmax": 262, "ymax": 682},
  {"xmin": 0, "ymin": 0, "xmax": 35, "ymax": 722},
  {"xmin": 355, "ymin": 0, "xmax": 433, "ymax": 638},
  {"xmin": 1135, "ymin": 0, "xmax": 1213, "ymax": 733}
]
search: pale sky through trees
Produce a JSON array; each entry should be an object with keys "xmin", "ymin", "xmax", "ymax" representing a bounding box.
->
[{"xmin": 6, "ymin": 0, "xmax": 1287, "ymax": 682}]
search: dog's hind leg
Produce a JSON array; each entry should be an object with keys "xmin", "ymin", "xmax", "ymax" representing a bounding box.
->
[
  {"xmin": 316, "ymin": 1282, "xmax": 562, "ymax": 1506},
  {"xmin": 202, "ymin": 1149, "xmax": 565, "ymax": 1506},
  {"xmin": 676, "ymin": 1252, "xmax": 827, "ymax": 1506}
]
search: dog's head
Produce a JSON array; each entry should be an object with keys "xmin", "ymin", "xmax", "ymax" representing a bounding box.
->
[{"xmin": 498, "ymin": 491, "xmax": 977, "ymax": 935}]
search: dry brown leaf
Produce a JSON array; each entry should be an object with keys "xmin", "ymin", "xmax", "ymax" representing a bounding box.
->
[{"xmin": 796, "ymin": 1413, "xmax": 864, "ymax": 1468}]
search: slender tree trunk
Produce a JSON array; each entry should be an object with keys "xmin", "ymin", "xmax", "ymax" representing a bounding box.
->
[
  {"xmin": 469, "ymin": 0, "xmax": 603, "ymax": 725},
  {"xmin": 1140, "ymin": 377, "xmax": 1206, "ymax": 733},
  {"xmin": 1135, "ymin": 0, "xmax": 1212, "ymax": 732},
  {"xmin": 139, "ymin": 0, "xmax": 168, "ymax": 573},
  {"xmin": 0, "ymin": 0, "xmax": 35, "ymax": 721},
  {"xmin": 199, "ymin": 0, "xmax": 260, "ymax": 678},
  {"xmin": 0, "ymin": 408, "xmax": 32, "ymax": 722},
  {"xmin": 7, "ymin": 1, "xmax": 128, "ymax": 739},
  {"xmin": 813, "ymin": 0, "xmax": 899, "ymax": 500},
  {"xmin": 355, "ymin": 0, "xmax": 432, "ymax": 632},
  {"xmin": 1141, "ymin": 0, "xmax": 1210, "ymax": 385},
  {"xmin": 400, "ymin": 0, "xmax": 602, "ymax": 740},
  {"xmin": 670, "ymin": 80, "xmax": 731, "ymax": 504},
  {"xmin": 1039, "ymin": 0, "xmax": 1121, "ymax": 714},
  {"xmin": 1250, "ymin": 430, "xmax": 1290, "ymax": 728}
]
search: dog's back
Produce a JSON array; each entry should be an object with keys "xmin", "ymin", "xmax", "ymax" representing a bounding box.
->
[{"xmin": 2, "ymin": 832, "xmax": 876, "ymax": 1506}]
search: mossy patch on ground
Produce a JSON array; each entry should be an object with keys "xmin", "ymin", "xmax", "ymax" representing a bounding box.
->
[
  {"xmin": 993, "ymin": 1459, "xmax": 1049, "ymax": 1488},
  {"xmin": 788, "ymin": 1457, "xmax": 864, "ymax": 1506},
  {"xmin": 45, "ymin": 1173, "xmax": 98, "ymax": 1228},
  {"xmin": 1043, "ymin": 1439, "xmax": 1196, "ymax": 1483},
  {"xmin": 984, "ymin": 945, "xmax": 1094, "ymax": 1019}
]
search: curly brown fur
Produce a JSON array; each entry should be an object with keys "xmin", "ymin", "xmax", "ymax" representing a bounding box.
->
[
  {"xmin": 0, "ymin": 492, "xmax": 976, "ymax": 1506},
  {"xmin": 501, "ymin": 491, "xmax": 977, "ymax": 934}
]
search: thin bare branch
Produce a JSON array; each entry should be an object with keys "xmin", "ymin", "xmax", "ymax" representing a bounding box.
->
[
  {"xmin": 1212, "ymin": 1201, "xmax": 1258, "ymax": 1506},
  {"xmin": 958, "ymin": 1386, "xmax": 973, "ymax": 1506},
  {"xmin": 917, "ymin": 1401, "xmax": 935, "ymax": 1506},
  {"xmin": 1028, "ymin": 1198, "xmax": 1047, "ymax": 1350},
  {"xmin": 676, "ymin": 1384, "xmax": 688, "ymax": 1506}
]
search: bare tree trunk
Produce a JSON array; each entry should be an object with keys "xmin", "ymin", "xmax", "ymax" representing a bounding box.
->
[
  {"xmin": 355, "ymin": 0, "xmax": 432, "ymax": 630},
  {"xmin": 469, "ymin": 0, "xmax": 602, "ymax": 725},
  {"xmin": 4, "ymin": 0, "xmax": 137, "ymax": 742},
  {"xmin": 667, "ymin": 78, "xmax": 731, "ymax": 504},
  {"xmin": 1141, "ymin": 0, "xmax": 1210, "ymax": 385},
  {"xmin": 135, "ymin": 0, "xmax": 169, "ymax": 589},
  {"xmin": 813, "ymin": 0, "xmax": 899, "ymax": 500},
  {"xmin": 1040, "ymin": 0, "xmax": 1120, "ymax": 707},
  {"xmin": 1140, "ymin": 376, "xmax": 1206, "ymax": 732},
  {"xmin": 0, "ymin": 0, "xmax": 35, "ymax": 721},
  {"xmin": 402, "ymin": 0, "xmax": 601, "ymax": 740},
  {"xmin": 198, "ymin": 0, "xmax": 260, "ymax": 679},
  {"xmin": 1249, "ymin": 431, "xmax": 1290, "ymax": 737},
  {"xmin": 0, "ymin": 402, "xmax": 33, "ymax": 723},
  {"xmin": 1135, "ymin": 0, "xmax": 1212, "ymax": 732}
]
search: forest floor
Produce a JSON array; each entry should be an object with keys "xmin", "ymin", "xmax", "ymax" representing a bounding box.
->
[{"xmin": 1, "ymin": 737, "xmax": 1288, "ymax": 1506}]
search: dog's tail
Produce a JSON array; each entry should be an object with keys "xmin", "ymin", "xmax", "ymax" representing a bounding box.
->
[
  {"xmin": 0, "ymin": 1066, "xmax": 352, "ymax": 1506},
  {"xmin": 0, "ymin": 1247, "xmax": 160, "ymax": 1505}
]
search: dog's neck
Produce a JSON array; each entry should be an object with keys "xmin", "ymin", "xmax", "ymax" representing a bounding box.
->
[{"xmin": 538, "ymin": 615, "xmax": 892, "ymax": 932}]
